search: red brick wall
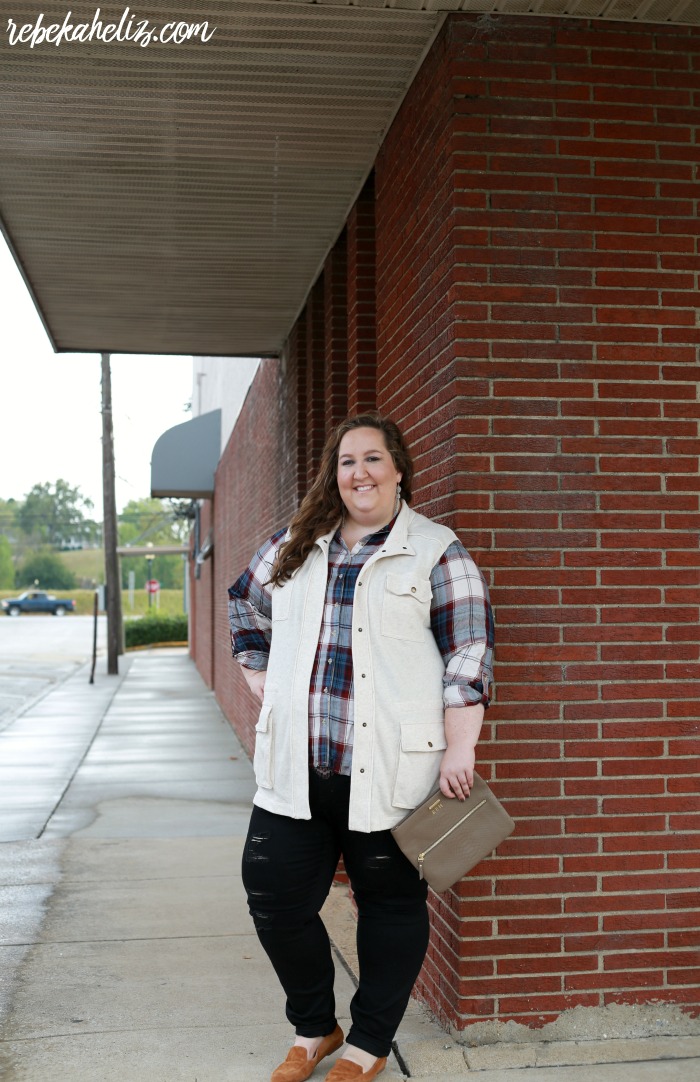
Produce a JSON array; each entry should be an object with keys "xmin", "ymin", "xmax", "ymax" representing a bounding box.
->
[{"xmin": 375, "ymin": 14, "xmax": 700, "ymax": 1029}]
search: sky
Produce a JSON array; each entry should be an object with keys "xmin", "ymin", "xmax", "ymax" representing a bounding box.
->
[{"xmin": 0, "ymin": 233, "xmax": 194, "ymax": 516}]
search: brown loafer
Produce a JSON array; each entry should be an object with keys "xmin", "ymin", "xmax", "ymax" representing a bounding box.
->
[
  {"xmin": 323, "ymin": 1056, "xmax": 387, "ymax": 1080},
  {"xmin": 271, "ymin": 1025, "xmax": 344, "ymax": 1082}
]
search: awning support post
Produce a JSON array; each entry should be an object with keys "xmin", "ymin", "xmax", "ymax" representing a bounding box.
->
[{"xmin": 101, "ymin": 352, "xmax": 123, "ymax": 674}]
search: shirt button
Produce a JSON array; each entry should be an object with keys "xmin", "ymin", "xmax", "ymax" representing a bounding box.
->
[
  {"xmin": 360, "ymin": 768, "xmax": 365, "ymax": 773},
  {"xmin": 362, "ymin": 722, "xmax": 367, "ymax": 727},
  {"xmin": 411, "ymin": 587, "xmax": 416, "ymax": 593},
  {"xmin": 358, "ymin": 628, "xmax": 362, "ymax": 632},
  {"xmin": 361, "ymin": 673, "xmax": 366, "ymax": 678}
]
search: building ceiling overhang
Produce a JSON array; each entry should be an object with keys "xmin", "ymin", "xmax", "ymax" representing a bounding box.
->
[{"xmin": 1, "ymin": 0, "xmax": 698, "ymax": 358}]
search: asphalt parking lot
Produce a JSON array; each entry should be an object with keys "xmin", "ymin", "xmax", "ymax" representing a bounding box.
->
[{"xmin": 0, "ymin": 615, "xmax": 106, "ymax": 730}]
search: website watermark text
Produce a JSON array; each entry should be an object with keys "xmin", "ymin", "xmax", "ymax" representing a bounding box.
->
[{"xmin": 6, "ymin": 7, "xmax": 217, "ymax": 48}]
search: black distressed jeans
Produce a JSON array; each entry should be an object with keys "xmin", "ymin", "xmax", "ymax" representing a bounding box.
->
[{"xmin": 241, "ymin": 770, "xmax": 429, "ymax": 1058}]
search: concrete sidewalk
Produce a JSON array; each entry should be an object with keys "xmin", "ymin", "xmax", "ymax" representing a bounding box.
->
[{"xmin": 0, "ymin": 650, "xmax": 698, "ymax": 1081}]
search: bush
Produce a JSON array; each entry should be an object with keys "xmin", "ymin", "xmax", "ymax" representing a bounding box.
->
[
  {"xmin": 125, "ymin": 614, "xmax": 188, "ymax": 648},
  {"xmin": 17, "ymin": 550, "xmax": 77, "ymax": 590}
]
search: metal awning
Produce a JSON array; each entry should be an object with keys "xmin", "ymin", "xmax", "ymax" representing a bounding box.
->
[
  {"xmin": 150, "ymin": 409, "xmax": 221, "ymax": 497},
  {"xmin": 2, "ymin": 0, "xmax": 698, "ymax": 358}
]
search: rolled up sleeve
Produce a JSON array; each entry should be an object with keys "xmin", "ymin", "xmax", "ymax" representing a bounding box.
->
[
  {"xmin": 429, "ymin": 540, "xmax": 494, "ymax": 709},
  {"xmin": 227, "ymin": 528, "xmax": 286, "ymax": 670}
]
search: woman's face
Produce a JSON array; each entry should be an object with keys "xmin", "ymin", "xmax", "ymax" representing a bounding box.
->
[{"xmin": 337, "ymin": 426, "xmax": 402, "ymax": 531}]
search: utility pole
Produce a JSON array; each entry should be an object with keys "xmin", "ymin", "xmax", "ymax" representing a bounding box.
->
[{"xmin": 101, "ymin": 352, "xmax": 123, "ymax": 674}]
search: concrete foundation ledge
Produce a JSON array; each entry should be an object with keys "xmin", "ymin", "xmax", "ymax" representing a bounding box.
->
[
  {"xmin": 462, "ymin": 1034, "xmax": 700, "ymax": 1072},
  {"xmin": 396, "ymin": 1033, "xmax": 700, "ymax": 1077}
]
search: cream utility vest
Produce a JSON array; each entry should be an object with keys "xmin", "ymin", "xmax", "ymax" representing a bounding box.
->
[{"xmin": 252, "ymin": 502, "xmax": 458, "ymax": 832}]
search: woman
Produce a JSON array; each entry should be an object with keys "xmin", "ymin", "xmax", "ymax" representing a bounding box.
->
[{"xmin": 228, "ymin": 413, "xmax": 494, "ymax": 1082}]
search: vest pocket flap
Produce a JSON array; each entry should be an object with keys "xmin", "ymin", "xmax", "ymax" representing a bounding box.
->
[
  {"xmin": 256, "ymin": 703, "xmax": 272, "ymax": 732},
  {"xmin": 385, "ymin": 573, "xmax": 432, "ymax": 604},
  {"xmin": 400, "ymin": 721, "xmax": 447, "ymax": 753}
]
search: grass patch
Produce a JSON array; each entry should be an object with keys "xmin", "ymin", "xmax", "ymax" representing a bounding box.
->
[
  {"xmin": 121, "ymin": 589, "xmax": 185, "ymax": 617},
  {"xmin": 59, "ymin": 548, "xmax": 105, "ymax": 584}
]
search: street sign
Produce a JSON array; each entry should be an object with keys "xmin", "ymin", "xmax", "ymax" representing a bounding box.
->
[{"xmin": 146, "ymin": 579, "xmax": 160, "ymax": 594}]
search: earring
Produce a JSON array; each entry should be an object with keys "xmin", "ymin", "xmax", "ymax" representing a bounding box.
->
[{"xmin": 394, "ymin": 483, "xmax": 402, "ymax": 516}]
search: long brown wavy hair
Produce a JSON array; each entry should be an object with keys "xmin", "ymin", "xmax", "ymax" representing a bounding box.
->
[{"xmin": 268, "ymin": 412, "xmax": 414, "ymax": 586}]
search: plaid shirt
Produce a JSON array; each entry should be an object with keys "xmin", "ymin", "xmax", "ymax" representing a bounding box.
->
[{"xmin": 228, "ymin": 517, "xmax": 494, "ymax": 777}]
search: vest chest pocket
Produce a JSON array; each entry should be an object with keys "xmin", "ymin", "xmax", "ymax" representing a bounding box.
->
[
  {"xmin": 381, "ymin": 573, "xmax": 432, "ymax": 642},
  {"xmin": 253, "ymin": 703, "xmax": 274, "ymax": 789}
]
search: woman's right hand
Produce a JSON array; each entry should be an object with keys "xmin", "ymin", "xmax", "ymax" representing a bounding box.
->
[{"xmin": 241, "ymin": 666, "xmax": 267, "ymax": 703}]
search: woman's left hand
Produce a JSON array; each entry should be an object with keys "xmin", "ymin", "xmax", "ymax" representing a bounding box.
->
[
  {"xmin": 439, "ymin": 741, "xmax": 476, "ymax": 801},
  {"xmin": 439, "ymin": 704, "xmax": 484, "ymax": 801}
]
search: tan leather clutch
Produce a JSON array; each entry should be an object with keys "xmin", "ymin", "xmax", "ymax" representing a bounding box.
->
[{"xmin": 391, "ymin": 772, "xmax": 515, "ymax": 892}]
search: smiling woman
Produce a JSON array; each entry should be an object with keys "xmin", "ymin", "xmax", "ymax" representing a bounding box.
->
[
  {"xmin": 336, "ymin": 429, "xmax": 403, "ymax": 550},
  {"xmin": 227, "ymin": 411, "xmax": 493, "ymax": 1082}
]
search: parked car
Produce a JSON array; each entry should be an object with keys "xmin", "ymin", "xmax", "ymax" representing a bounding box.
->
[{"xmin": 1, "ymin": 591, "xmax": 76, "ymax": 616}]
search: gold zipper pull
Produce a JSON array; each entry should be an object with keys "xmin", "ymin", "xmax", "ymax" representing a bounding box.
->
[{"xmin": 418, "ymin": 853, "xmax": 425, "ymax": 880}]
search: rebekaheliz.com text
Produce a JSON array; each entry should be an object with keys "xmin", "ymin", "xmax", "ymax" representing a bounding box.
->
[{"xmin": 6, "ymin": 7, "xmax": 217, "ymax": 47}]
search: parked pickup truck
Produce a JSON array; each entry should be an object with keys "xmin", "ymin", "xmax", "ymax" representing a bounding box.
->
[{"xmin": 1, "ymin": 591, "xmax": 76, "ymax": 616}]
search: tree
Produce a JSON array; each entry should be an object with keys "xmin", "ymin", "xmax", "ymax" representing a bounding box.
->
[
  {"xmin": 118, "ymin": 498, "xmax": 189, "ymax": 590},
  {"xmin": 16, "ymin": 550, "xmax": 77, "ymax": 590},
  {"xmin": 18, "ymin": 480, "xmax": 99, "ymax": 548},
  {"xmin": 0, "ymin": 535, "xmax": 14, "ymax": 589},
  {"xmin": 0, "ymin": 498, "xmax": 20, "ymax": 540}
]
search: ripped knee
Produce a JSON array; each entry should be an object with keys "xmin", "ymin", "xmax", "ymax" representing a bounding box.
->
[{"xmin": 247, "ymin": 892, "xmax": 275, "ymax": 929}]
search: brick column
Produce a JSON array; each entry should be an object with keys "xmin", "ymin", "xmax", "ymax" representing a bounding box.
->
[
  {"xmin": 375, "ymin": 13, "xmax": 700, "ymax": 1031},
  {"xmin": 306, "ymin": 277, "xmax": 326, "ymax": 486},
  {"xmin": 347, "ymin": 175, "xmax": 377, "ymax": 414},
  {"xmin": 324, "ymin": 229, "xmax": 349, "ymax": 431},
  {"xmin": 288, "ymin": 317, "xmax": 308, "ymax": 509}
]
